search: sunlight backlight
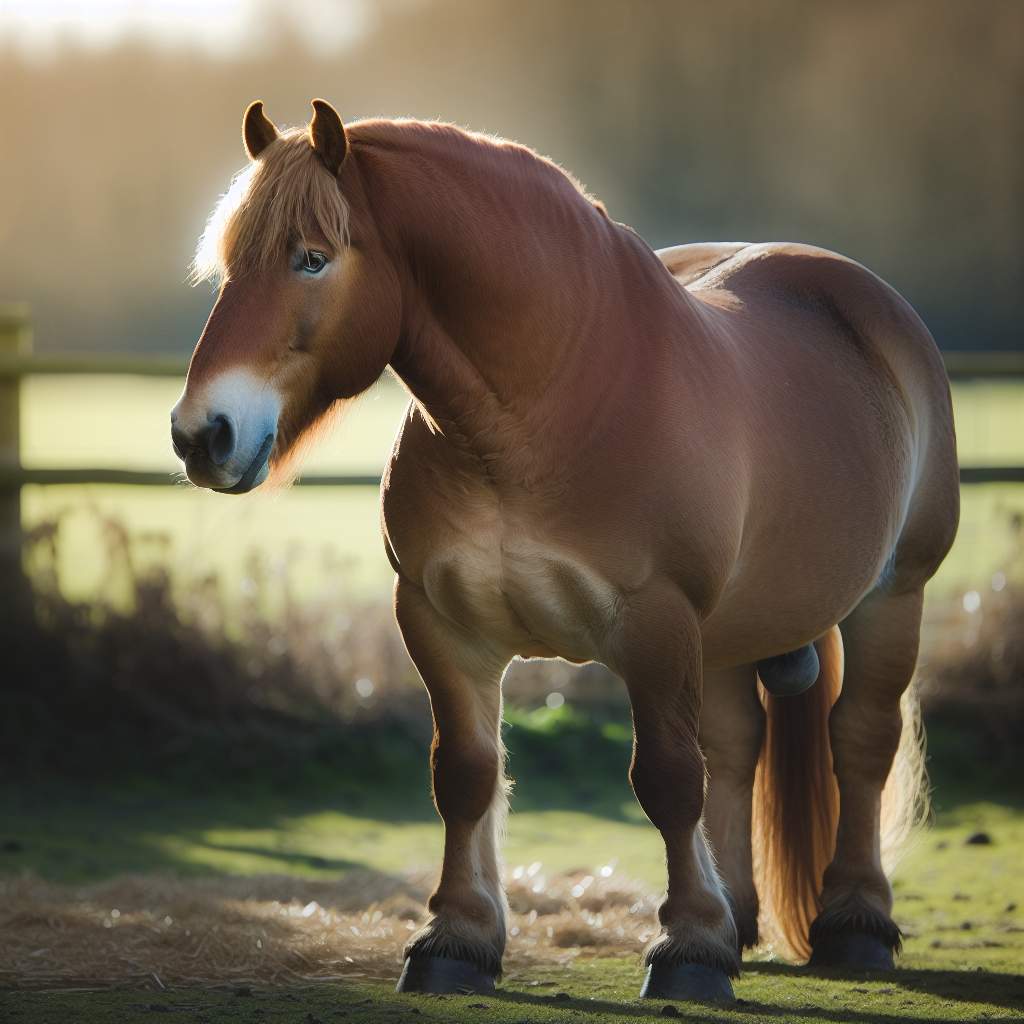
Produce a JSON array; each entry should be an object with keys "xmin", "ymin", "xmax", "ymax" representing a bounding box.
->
[{"xmin": 0, "ymin": 0, "xmax": 370, "ymax": 58}]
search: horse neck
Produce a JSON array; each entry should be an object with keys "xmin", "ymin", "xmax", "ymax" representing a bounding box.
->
[{"xmin": 352, "ymin": 121, "xmax": 698, "ymax": 467}]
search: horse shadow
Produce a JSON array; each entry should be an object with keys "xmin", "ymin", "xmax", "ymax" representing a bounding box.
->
[{"xmin": 483, "ymin": 961, "xmax": 1024, "ymax": 1022}]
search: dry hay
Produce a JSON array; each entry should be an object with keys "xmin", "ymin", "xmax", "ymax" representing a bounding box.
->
[{"xmin": 0, "ymin": 865, "xmax": 659, "ymax": 990}]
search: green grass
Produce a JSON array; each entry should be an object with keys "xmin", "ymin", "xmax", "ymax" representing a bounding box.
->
[
  {"xmin": 2, "ymin": 711, "xmax": 1022, "ymax": 1022},
  {"xmin": 0, "ymin": 709, "xmax": 651, "ymax": 886},
  {"xmin": 3, "ymin": 950, "xmax": 1024, "ymax": 1024},
  {"xmin": 2, "ymin": 802, "xmax": 1022, "ymax": 1023},
  {"xmin": 17, "ymin": 376, "xmax": 1024, "ymax": 601},
  {"xmin": 1, "ymin": 802, "xmax": 1021, "ymax": 1023}
]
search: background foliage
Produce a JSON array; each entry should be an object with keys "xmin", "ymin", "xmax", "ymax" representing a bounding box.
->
[{"xmin": 3, "ymin": 0, "xmax": 1022, "ymax": 354}]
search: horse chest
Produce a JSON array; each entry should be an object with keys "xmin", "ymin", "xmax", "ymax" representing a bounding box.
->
[{"xmin": 421, "ymin": 531, "xmax": 618, "ymax": 662}]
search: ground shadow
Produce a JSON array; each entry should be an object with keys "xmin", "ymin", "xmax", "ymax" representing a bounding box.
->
[
  {"xmin": 745, "ymin": 961, "xmax": 1024, "ymax": 1015},
  {"xmin": 1, "ymin": 704, "xmax": 1017, "ymax": 887},
  {"xmin": 427, "ymin": 960, "xmax": 1024, "ymax": 1024}
]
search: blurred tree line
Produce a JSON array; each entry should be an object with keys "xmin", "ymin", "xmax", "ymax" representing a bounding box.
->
[{"xmin": 2, "ymin": 0, "xmax": 1020, "ymax": 354}]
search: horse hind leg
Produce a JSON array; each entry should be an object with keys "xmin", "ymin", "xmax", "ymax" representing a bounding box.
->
[
  {"xmin": 809, "ymin": 585, "xmax": 926, "ymax": 970},
  {"xmin": 701, "ymin": 663, "xmax": 765, "ymax": 951}
]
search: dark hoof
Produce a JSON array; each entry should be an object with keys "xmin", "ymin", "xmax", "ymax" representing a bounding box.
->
[
  {"xmin": 758, "ymin": 643, "xmax": 820, "ymax": 697},
  {"xmin": 396, "ymin": 955, "xmax": 497, "ymax": 994},
  {"xmin": 809, "ymin": 931, "xmax": 895, "ymax": 971},
  {"xmin": 640, "ymin": 962, "xmax": 735, "ymax": 1003}
]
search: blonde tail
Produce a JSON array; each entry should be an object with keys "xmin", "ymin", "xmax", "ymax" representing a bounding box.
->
[
  {"xmin": 880, "ymin": 684, "xmax": 929, "ymax": 874},
  {"xmin": 752, "ymin": 627, "xmax": 842, "ymax": 961},
  {"xmin": 753, "ymin": 627, "xmax": 929, "ymax": 960}
]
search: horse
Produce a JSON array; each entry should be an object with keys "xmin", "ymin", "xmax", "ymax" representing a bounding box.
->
[{"xmin": 171, "ymin": 98, "xmax": 959, "ymax": 1003}]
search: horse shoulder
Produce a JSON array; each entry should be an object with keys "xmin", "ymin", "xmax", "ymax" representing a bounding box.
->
[{"xmin": 381, "ymin": 403, "xmax": 494, "ymax": 583}]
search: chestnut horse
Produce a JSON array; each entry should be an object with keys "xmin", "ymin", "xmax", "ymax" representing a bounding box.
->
[{"xmin": 171, "ymin": 99, "xmax": 959, "ymax": 1002}]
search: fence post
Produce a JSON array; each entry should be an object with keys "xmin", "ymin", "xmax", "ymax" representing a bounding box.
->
[{"xmin": 0, "ymin": 304, "xmax": 31, "ymax": 567}]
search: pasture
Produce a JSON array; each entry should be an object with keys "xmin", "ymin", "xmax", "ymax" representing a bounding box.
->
[
  {"xmin": 5, "ymin": 371, "xmax": 1023, "ymax": 1021},
  {"xmin": 1, "ymin": 712, "xmax": 1021, "ymax": 1022}
]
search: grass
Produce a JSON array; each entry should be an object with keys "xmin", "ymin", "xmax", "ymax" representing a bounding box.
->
[
  {"xmin": 1, "ymin": 794, "xmax": 1021, "ymax": 1021},
  {"xmin": 3, "ymin": 953, "xmax": 1024, "ymax": 1024},
  {"xmin": 2, "ymin": 707, "xmax": 1022, "ymax": 1022},
  {"xmin": 0, "ymin": 709, "xmax": 649, "ymax": 885}
]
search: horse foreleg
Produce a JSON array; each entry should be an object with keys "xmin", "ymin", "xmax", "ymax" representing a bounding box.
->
[
  {"xmin": 610, "ymin": 586, "xmax": 739, "ymax": 1002},
  {"xmin": 393, "ymin": 579, "xmax": 509, "ymax": 994},
  {"xmin": 810, "ymin": 586, "xmax": 924, "ymax": 970},
  {"xmin": 701, "ymin": 664, "xmax": 765, "ymax": 951}
]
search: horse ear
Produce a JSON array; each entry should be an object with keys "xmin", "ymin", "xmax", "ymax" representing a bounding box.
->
[
  {"xmin": 309, "ymin": 98, "xmax": 348, "ymax": 176},
  {"xmin": 243, "ymin": 100, "xmax": 278, "ymax": 160}
]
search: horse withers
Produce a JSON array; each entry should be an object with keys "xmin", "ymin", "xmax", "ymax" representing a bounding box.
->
[{"xmin": 171, "ymin": 99, "xmax": 959, "ymax": 1003}]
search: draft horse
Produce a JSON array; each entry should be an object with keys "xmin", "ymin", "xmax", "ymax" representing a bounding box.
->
[{"xmin": 172, "ymin": 99, "xmax": 959, "ymax": 1002}]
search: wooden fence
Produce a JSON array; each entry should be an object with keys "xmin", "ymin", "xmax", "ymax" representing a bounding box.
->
[{"xmin": 2, "ymin": 305, "xmax": 1023, "ymax": 532}]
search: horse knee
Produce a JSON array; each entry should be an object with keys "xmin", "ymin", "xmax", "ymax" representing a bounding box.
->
[
  {"xmin": 431, "ymin": 729, "xmax": 500, "ymax": 824},
  {"xmin": 630, "ymin": 733, "xmax": 705, "ymax": 833}
]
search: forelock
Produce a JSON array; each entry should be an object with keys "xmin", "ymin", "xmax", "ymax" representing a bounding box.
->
[{"xmin": 192, "ymin": 128, "xmax": 350, "ymax": 285}]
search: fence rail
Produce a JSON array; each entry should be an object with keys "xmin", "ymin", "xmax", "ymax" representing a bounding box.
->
[
  {"xmin": 2, "ymin": 306, "xmax": 1022, "ymax": 532},
  {"xmin": 4, "ymin": 348, "xmax": 1024, "ymax": 382}
]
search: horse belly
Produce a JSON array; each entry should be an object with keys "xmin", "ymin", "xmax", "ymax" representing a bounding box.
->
[
  {"xmin": 699, "ymin": 495, "xmax": 899, "ymax": 668},
  {"xmin": 422, "ymin": 537, "xmax": 618, "ymax": 662}
]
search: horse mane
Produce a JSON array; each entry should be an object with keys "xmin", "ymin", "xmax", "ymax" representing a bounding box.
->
[
  {"xmin": 352, "ymin": 117, "xmax": 607, "ymax": 213},
  {"xmin": 192, "ymin": 116, "xmax": 609, "ymax": 289},
  {"xmin": 192, "ymin": 127, "xmax": 350, "ymax": 284}
]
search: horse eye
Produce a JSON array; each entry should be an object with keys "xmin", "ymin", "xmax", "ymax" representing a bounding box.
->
[{"xmin": 298, "ymin": 250, "xmax": 328, "ymax": 275}]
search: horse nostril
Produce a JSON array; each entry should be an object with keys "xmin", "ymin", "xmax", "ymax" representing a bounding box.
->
[
  {"xmin": 206, "ymin": 414, "xmax": 236, "ymax": 466},
  {"xmin": 171, "ymin": 424, "xmax": 190, "ymax": 461}
]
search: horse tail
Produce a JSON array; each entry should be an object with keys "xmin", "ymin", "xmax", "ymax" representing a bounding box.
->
[
  {"xmin": 879, "ymin": 682, "xmax": 929, "ymax": 877},
  {"xmin": 752, "ymin": 626, "xmax": 842, "ymax": 961},
  {"xmin": 752, "ymin": 626, "xmax": 929, "ymax": 961}
]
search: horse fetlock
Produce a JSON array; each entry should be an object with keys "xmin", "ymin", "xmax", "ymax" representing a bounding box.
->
[
  {"xmin": 406, "ymin": 910, "xmax": 505, "ymax": 979},
  {"xmin": 644, "ymin": 923, "xmax": 741, "ymax": 979},
  {"xmin": 427, "ymin": 878, "xmax": 506, "ymax": 927},
  {"xmin": 820, "ymin": 865, "xmax": 894, "ymax": 919}
]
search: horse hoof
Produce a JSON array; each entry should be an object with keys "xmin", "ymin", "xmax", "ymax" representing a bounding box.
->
[
  {"xmin": 640, "ymin": 962, "xmax": 735, "ymax": 1003},
  {"xmin": 757, "ymin": 643, "xmax": 820, "ymax": 697},
  {"xmin": 396, "ymin": 955, "xmax": 497, "ymax": 994},
  {"xmin": 809, "ymin": 931, "xmax": 895, "ymax": 971}
]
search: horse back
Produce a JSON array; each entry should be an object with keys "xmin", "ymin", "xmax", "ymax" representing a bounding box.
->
[{"xmin": 657, "ymin": 242, "xmax": 750, "ymax": 287}]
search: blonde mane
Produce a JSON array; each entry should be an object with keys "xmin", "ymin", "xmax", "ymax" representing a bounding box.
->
[{"xmin": 192, "ymin": 127, "xmax": 350, "ymax": 284}]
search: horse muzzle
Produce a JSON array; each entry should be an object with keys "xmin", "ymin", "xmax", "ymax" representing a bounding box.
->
[
  {"xmin": 170, "ymin": 371, "xmax": 280, "ymax": 494},
  {"xmin": 172, "ymin": 417, "xmax": 275, "ymax": 494}
]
